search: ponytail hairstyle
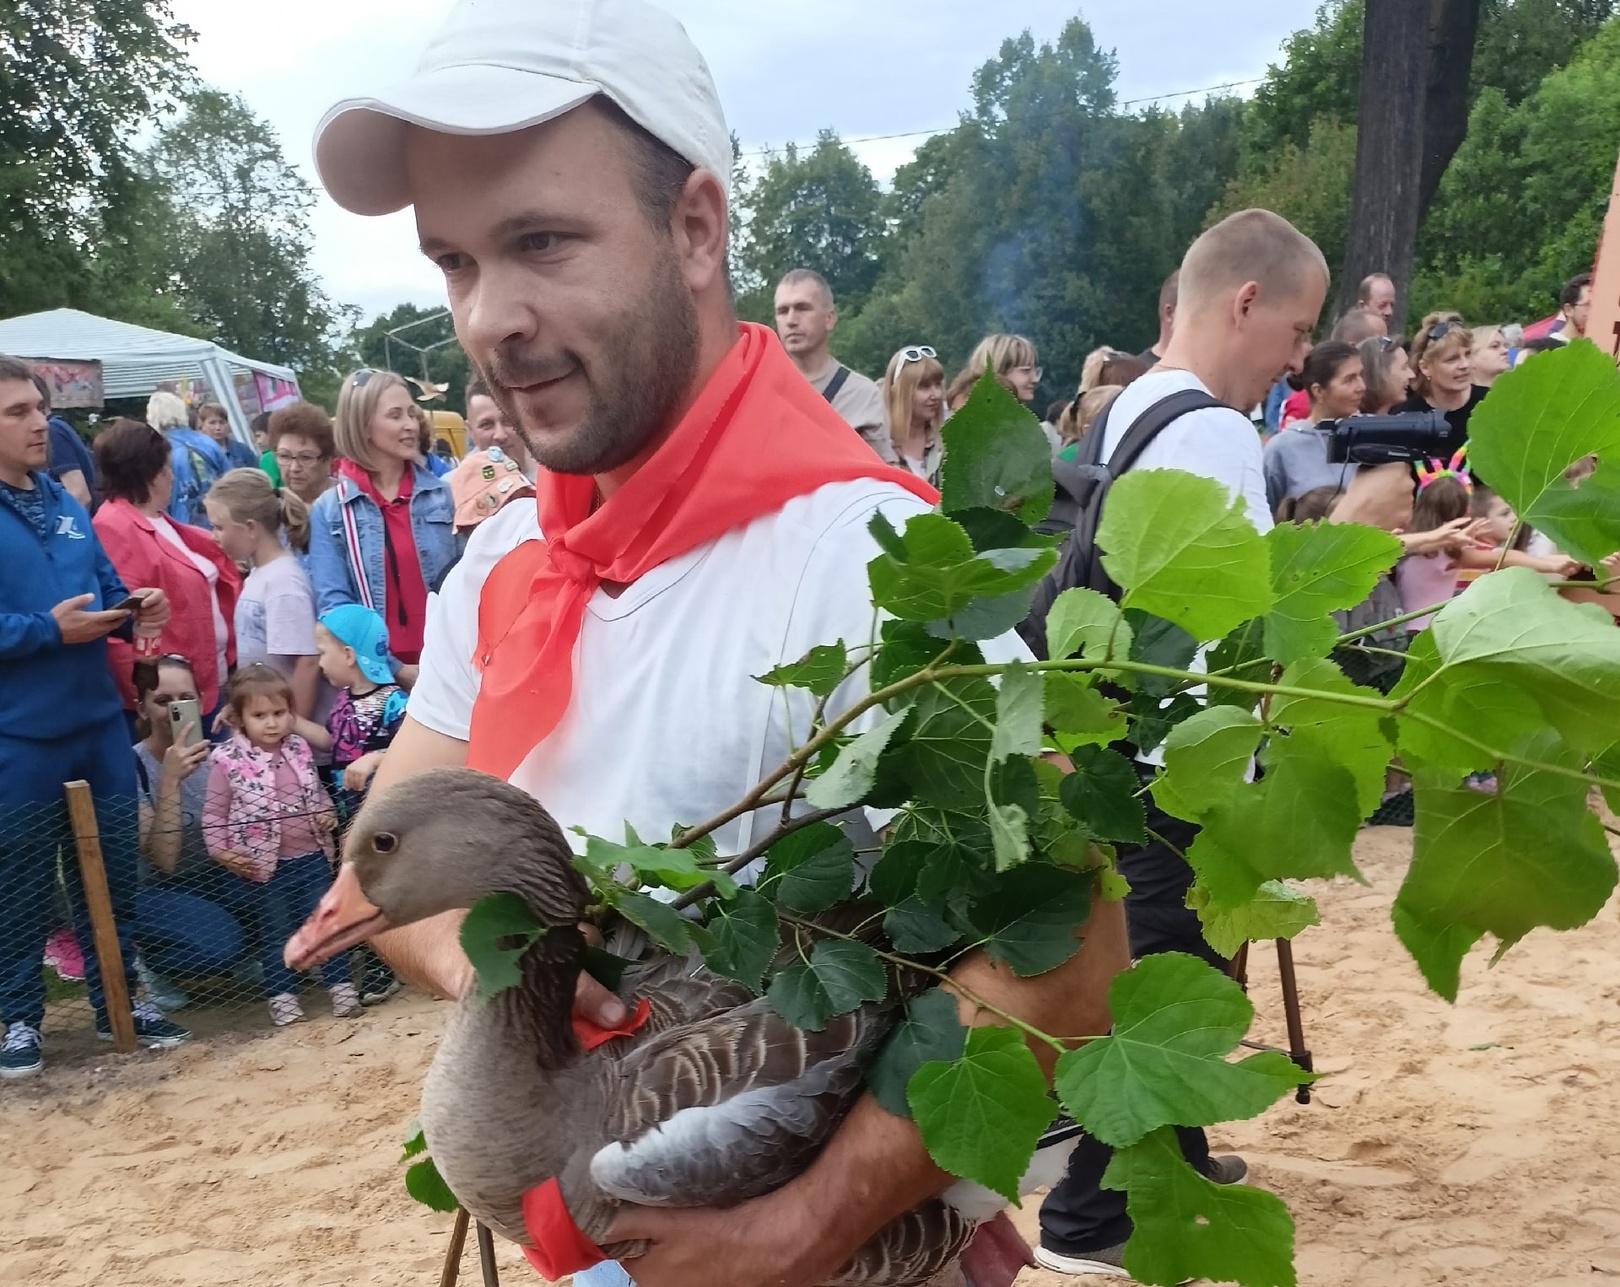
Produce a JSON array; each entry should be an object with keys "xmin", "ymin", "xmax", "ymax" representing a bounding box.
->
[
  {"xmin": 1407, "ymin": 475, "xmax": 1471, "ymax": 535},
  {"xmin": 206, "ymin": 467, "xmax": 311, "ymax": 553}
]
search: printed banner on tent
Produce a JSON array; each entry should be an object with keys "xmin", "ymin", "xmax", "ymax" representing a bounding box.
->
[{"xmin": 25, "ymin": 358, "xmax": 104, "ymax": 408}]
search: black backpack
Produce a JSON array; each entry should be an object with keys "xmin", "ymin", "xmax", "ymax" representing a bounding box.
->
[{"xmin": 1020, "ymin": 388, "xmax": 1224, "ymax": 658}]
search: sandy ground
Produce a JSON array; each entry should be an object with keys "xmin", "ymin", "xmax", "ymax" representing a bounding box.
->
[{"xmin": 5, "ymin": 825, "xmax": 1619, "ymax": 1287}]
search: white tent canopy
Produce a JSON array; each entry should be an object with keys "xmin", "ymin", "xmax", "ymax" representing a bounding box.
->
[{"xmin": 0, "ymin": 307, "xmax": 301, "ymax": 442}]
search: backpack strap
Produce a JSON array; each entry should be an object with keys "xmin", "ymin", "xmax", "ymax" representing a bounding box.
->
[
  {"xmin": 820, "ymin": 365, "xmax": 852, "ymax": 404},
  {"xmin": 1101, "ymin": 388, "xmax": 1227, "ymax": 477}
]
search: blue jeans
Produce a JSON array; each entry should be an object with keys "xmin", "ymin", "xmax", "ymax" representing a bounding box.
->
[
  {"xmin": 137, "ymin": 886, "xmax": 246, "ymax": 976},
  {"xmin": 0, "ymin": 718, "xmax": 141, "ymax": 1029},
  {"xmin": 246, "ymin": 852, "xmax": 349, "ymax": 996},
  {"xmin": 575, "ymin": 1264, "xmax": 635, "ymax": 1287}
]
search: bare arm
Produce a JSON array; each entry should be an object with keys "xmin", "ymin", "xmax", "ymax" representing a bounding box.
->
[
  {"xmin": 289, "ymin": 653, "xmax": 322, "ymax": 720},
  {"xmin": 358, "ymin": 714, "xmax": 472, "ymax": 998},
  {"xmin": 57, "ymin": 468, "xmax": 91, "ymax": 508},
  {"xmin": 607, "ymin": 895, "xmax": 1130, "ymax": 1287}
]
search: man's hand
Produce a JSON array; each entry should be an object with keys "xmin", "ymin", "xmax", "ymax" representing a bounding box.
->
[
  {"xmin": 132, "ymin": 587, "xmax": 171, "ymax": 631},
  {"xmin": 52, "ymin": 593, "xmax": 129, "ymax": 644},
  {"xmin": 608, "ymin": 1187, "xmax": 844, "ymax": 1287},
  {"xmin": 1397, "ymin": 515, "xmax": 1474, "ymax": 557},
  {"xmin": 213, "ymin": 850, "xmax": 259, "ymax": 881}
]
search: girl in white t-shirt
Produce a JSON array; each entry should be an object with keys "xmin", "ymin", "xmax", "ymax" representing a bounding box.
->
[{"xmin": 205, "ymin": 470, "xmax": 326, "ymax": 724}]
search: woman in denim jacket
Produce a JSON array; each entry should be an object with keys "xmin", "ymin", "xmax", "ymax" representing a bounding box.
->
[{"xmin": 307, "ymin": 370, "xmax": 458, "ymax": 664}]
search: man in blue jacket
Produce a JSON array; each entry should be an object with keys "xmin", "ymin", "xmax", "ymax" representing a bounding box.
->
[{"xmin": 0, "ymin": 355, "xmax": 191, "ymax": 1078}]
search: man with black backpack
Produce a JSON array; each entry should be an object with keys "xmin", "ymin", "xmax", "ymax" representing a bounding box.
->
[
  {"xmin": 1029, "ymin": 209, "xmax": 1329, "ymax": 1280},
  {"xmin": 774, "ymin": 268, "xmax": 897, "ymax": 464}
]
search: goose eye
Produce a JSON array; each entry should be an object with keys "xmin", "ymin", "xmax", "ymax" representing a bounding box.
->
[{"xmin": 372, "ymin": 832, "xmax": 399, "ymax": 854}]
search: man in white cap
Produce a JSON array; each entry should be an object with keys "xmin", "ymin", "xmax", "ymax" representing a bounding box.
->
[{"xmin": 314, "ymin": 3, "xmax": 1125, "ymax": 1285}]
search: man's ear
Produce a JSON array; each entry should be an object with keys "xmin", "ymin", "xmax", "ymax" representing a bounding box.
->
[
  {"xmin": 826, "ymin": 307, "xmax": 838, "ymax": 336},
  {"xmin": 671, "ymin": 170, "xmax": 728, "ymax": 296},
  {"xmin": 1232, "ymin": 281, "xmax": 1261, "ymax": 325}
]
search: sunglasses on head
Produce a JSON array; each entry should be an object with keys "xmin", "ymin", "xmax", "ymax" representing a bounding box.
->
[
  {"xmin": 897, "ymin": 346, "xmax": 937, "ymax": 366},
  {"xmin": 1425, "ymin": 320, "xmax": 1464, "ymax": 342},
  {"xmin": 351, "ymin": 368, "xmax": 377, "ymax": 388}
]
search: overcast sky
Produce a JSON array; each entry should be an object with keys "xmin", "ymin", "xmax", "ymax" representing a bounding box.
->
[{"xmin": 168, "ymin": 0, "xmax": 1321, "ymax": 322}]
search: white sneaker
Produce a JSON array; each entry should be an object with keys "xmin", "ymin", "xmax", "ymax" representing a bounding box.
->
[
  {"xmin": 269, "ymin": 993, "xmax": 305, "ymax": 1027},
  {"xmin": 329, "ymin": 982, "xmax": 363, "ymax": 1019},
  {"xmin": 1033, "ymin": 1245, "xmax": 1135, "ymax": 1279}
]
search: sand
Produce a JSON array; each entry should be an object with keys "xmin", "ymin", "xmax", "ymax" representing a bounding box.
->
[{"xmin": 5, "ymin": 825, "xmax": 1619, "ymax": 1287}]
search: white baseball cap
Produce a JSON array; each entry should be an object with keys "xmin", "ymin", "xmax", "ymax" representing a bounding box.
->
[{"xmin": 314, "ymin": 0, "xmax": 730, "ymax": 216}]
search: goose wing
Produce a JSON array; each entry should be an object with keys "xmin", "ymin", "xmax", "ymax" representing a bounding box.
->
[{"xmin": 589, "ymin": 995, "xmax": 892, "ymax": 1207}]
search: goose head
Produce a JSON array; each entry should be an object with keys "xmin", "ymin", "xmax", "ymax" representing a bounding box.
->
[{"xmin": 284, "ymin": 767, "xmax": 587, "ymax": 972}]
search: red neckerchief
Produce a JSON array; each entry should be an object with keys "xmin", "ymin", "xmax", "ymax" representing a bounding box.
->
[
  {"xmin": 465, "ymin": 323, "xmax": 937, "ymax": 780},
  {"xmin": 521, "ymin": 1178, "xmax": 607, "ymax": 1280}
]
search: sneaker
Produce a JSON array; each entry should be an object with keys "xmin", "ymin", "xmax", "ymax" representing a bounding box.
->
[
  {"xmin": 97, "ymin": 1000, "xmax": 191, "ymax": 1048},
  {"xmin": 1033, "ymin": 1244, "xmax": 1134, "ymax": 1279},
  {"xmin": 43, "ymin": 929, "xmax": 85, "ymax": 982},
  {"xmin": 136, "ymin": 956, "xmax": 189, "ymax": 1012},
  {"xmin": 1206, "ymin": 1153, "xmax": 1248, "ymax": 1184},
  {"xmin": 268, "ymin": 993, "xmax": 305, "ymax": 1027},
  {"xmin": 330, "ymin": 982, "xmax": 364, "ymax": 1019},
  {"xmin": 0, "ymin": 1022, "xmax": 43, "ymax": 1080},
  {"xmin": 360, "ymin": 961, "xmax": 402, "ymax": 1007}
]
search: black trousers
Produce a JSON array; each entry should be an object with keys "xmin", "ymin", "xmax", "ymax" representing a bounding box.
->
[{"xmin": 1038, "ymin": 799, "xmax": 1231, "ymax": 1254}]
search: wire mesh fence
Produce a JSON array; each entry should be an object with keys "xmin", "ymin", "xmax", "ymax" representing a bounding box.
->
[{"xmin": 5, "ymin": 765, "xmax": 404, "ymax": 1070}]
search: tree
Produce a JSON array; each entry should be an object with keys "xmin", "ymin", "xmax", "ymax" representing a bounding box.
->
[
  {"xmin": 143, "ymin": 90, "xmax": 351, "ymax": 397},
  {"xmin": 0, "ymin": 0, "xmax": 193, "ymax": 317},
  {"xmin": 353, "ymin": 304, "xmax": 471, "ymax": 418},
  {"xmin": 738, "ymin": 133, "xmax": 886, "ymax": 320}
]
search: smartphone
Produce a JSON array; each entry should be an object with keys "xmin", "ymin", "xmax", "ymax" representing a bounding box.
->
[
  {"xmin": 109, "ymin": 593, "xmax": 146, "ymax": 613},
  {"xmin": 169, "ymin": 698, "xmax": 204, "ymax": 748}
]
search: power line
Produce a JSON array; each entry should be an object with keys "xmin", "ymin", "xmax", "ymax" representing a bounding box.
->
[{"xmin": 734, "ymin": 76, "xmax": 1263, "ymax": 161}]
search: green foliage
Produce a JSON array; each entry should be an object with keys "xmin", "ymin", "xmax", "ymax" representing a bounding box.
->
[
  {"xmin": 1104, "ymin": 1128, "xmax": 1298, "ymax": 1287},
  {"xmin": 1057, "ymin": 954, "xmax": 1312, "ymax": 1148},
  {"xmin": 1191, "ymin": 881, "xmax": 1321, "ymax": 961},
  {"xmin": 757, "ymin": 643, "xmax": 850, "ymax": 699},
  {"xmin": 1265, "ymin": 522, "xmax": 1404, "ymax": 665},
  {"xmin": 869, "ymin": 990, "xmax": 968, "ymax": 1118},
  {"xmin": 760, "ymin": 823, "xmax": 856, "ymax": 913},
  {"xmin": 939, "ymin": 373, "xmax": 1056, "ymax": 525},
  {"xmin": 766, "ymin": 938, "xmax": 887, "ymax": 1031},
  {"xmin": 401, "ymin": 1120, "xmax": 459, "ymax": 1213},
  {"xmin": 689, "ymin": 889, "xmax": 778, "ymax": 993},
  {"xmin": 909, "ymin": 1026, "xmax": 1053, "ymax": 1203},
  {"xmin": 458, "ymin": 893, "xmax": 548, "ymax": 1006},
  {"xmin": 352, "ymin": 303, "xmax": 470, "ymax": 416}
]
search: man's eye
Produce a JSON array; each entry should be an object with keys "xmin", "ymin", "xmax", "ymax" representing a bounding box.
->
[
  {"xmin": 435, "ymin": 253, "xmax": 469, "ymax": 273},
  {"xmin": 520, "ymin": 232, "xmax": 560, "ymax": 253}
]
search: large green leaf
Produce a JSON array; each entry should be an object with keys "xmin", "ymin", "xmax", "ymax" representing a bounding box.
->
[
  {"xmin": 1046, "ymin": 587, "xmax": 1134, "ymax": 665},
  {"xmin": 891, "ymin": 677, "xmax": 998, "ymax": 807},
  {"xmin": 761, "ymin": 822, "xmax": 857, "ymax": 913},
  {"xmin": 1190, "ymin": 881, "xmax": 1320, "ymax": 961},
  {"xmin": 910, "ymin": 1025, "xmax": 1053, "ymax": 1201},
  {"xmin": 1263, "ymin": 521, "xmax": 1401, "ymax": 665},
  {"xmin": 1097, "ymin": 470, "xmax": 1275, "ymax": 642},
  {"xmin": 1269, "ymin": 657, "xmax": 1394, "ymax": 818},
  {"xmin": 1103, "ymin": 1127, "xmax": 1297, "ymax": 1287},
  {"xmin": 990, "ymin": 661, "xmax": 1044, "ymax": 762},
  {"xmin": 610, "ymin": 889, "xmax": 692, "ymax": 954},
  {"xmin": 1391, "ymin": 567, "xmax": 1620, "ymax": 770},
  {"xmin": 937, "ymin": 369, "xmax": 1056, "ymax": 525},
  {"xmin": 1154, "ymin": 706, "xmax": 1262, "ymax": 820},
  {"xmin": 869, "ymin": 989, "xmax": 969, "ymax": 1118},
  {"xmin": 968, "ymin": 864, "xmax": 1092, "ymax": 976},
  {"xmin": 405, "ymin": 1155, "xmax": 460, "ymax": 1214},
  {"xmin": 690, "ymin": 888, "xmax": 779, "ymax": 993},
  {"xmin": 884, "ymin": 896, "xmax": 966, "ymax": 954},
  {"xmin": 766, "ymin": 938, "xmax": 887, "ymax": 1031},
  {"xmin": 868, "ymin": 512, "xmax": 1056, "ymax": 624},
  {"xmin": 1059, "ymin": 745, "xmax": 1146, "ymax": 844},
  {"xmin": 1466, "ymin": 340, "xmax": 1620, "ymax": 566},
  {"xmin": 805, "ymin": 708, "xmax": 911, "ymax": 810},
  {"xmin": 1184, "ymin": 736, "xmax": 1364, "ymax": 906},
  {"xmin": 578, "ymin": 832, "xmax": 723, "ymax": 894},
  {"xmin": 1055, "ymin": 953, "xmax": 1311, "ymax": 1147},
  {"xmin": 755, "ymin": 641, "xmax": 849, "ymax": 698},
  {"xmin": 1393, "ymin": 731, "xmax": 1619, "ymax": 1001},
  {"xmin": 870, "ymin": 619, "xmax": 981, "ymax": 691},
  {"xmin": 459, "ymin": 893, "xmax": 548, "ymax": 1005}
]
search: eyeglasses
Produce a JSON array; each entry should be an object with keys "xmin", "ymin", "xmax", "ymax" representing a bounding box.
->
[
  {"xmin": 275, "ymin": 451, "xmax": 325, "ymax": 467},
  {"xmin": 1013, "ymin": 364, "xmax": 1045, "ymax": 381},
  {"xmin": 1425, "ymin": 321, "xmax": 1464, "ymax": 343},
  {"xmin": 897, "ymin": 346, "xmax": 937, "ymax": 365}
]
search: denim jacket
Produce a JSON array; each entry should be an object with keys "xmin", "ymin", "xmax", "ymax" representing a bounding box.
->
[
  {"xmin": 307, "ymin": 464, "xmax": 458, "ymax": 617},
  {"xmin": 165, "ymin": 428, "xmax": 231, "ymax": 529}
]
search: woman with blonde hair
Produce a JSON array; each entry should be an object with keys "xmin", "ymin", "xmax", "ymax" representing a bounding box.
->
[
  {"xmin": 881, "ymin": 345, "xmax": 946, "ymax": 486},
  {"xmin": 1395, "ymin": 313, "xmax": 1485, "ymax": 455},
  {"xmin": 147, "ymin": 389, "xmax": 229, "ymax": 528},
  {"xmin": 306, "ymin": 369, "xmax": 457, "ymax": 666},
  {"xmin": 1470, "ymin": 324, "xmax": 1511, "ymax": 387},
  {"xmin": 957, "ymin": 333, "xmax": 1042, "ymax": 405}
]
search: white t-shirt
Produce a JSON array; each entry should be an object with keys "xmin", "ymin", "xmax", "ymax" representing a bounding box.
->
[
  {"xmin": 153, "ymin": 513, "xmax": 229, "ymax": 692},
  {"xmin": 410, "ymin": 480, "xmax": 1028, "ymax": 855},
  {"xmin": 1100, "ymin": 369, "xmax": 1273, "ymax": 535}
]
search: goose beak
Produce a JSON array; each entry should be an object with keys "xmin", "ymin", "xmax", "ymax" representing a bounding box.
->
[{"xmin": 284, "ymin": 864, "xmax": 391, "ymax": 970}]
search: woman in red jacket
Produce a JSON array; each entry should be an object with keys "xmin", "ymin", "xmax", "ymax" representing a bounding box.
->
[{"xmin": 92, "ymin": 419, "xmax": 242, "ymax": 722}]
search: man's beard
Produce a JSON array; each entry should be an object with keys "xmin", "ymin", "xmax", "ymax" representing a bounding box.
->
[{"xmin": 479, "ymin": 251, "xmax": 701, "ymax": 477}]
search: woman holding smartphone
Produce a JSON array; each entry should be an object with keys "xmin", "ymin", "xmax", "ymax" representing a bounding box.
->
[
  {"xmin": 131, "ymin": 655, "xmax": 249, "ymax": 1008},
  {"xmin": 93, "ymin": 419, "xmax": 241, "ymax": 727}
]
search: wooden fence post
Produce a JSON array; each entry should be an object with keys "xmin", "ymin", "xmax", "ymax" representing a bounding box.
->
[{"xmin": 63, "ymin": 779, "xmax": 136, "ymax": 1053}]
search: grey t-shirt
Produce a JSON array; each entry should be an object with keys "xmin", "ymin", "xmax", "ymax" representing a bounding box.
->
[
  {"xmin": 235, "ymin": 554, "xmax": 319, "ymax": 674},
  {"xmin": 806, "ymin": 361, "xmax": 897, "ymax": 465},
  {"xmin": 1261, "ymin": 426, "xmax": 1358, "ymax": 516},
  {"xmin": 133, "ymin": 741, "xmax": 211, "ymax": 883}
]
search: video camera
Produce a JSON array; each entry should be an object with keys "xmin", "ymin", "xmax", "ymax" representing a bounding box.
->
[{"xmin": 1319, "ymin": 410, "xmax": 1453, "ymax": 466}]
